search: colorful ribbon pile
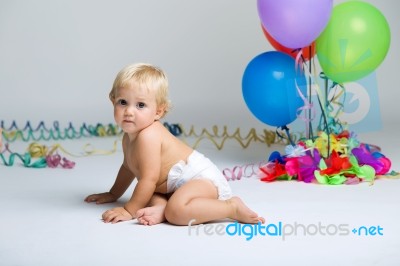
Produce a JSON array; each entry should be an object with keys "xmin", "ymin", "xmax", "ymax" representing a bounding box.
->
[
  {"xmin": 0, "ymin": 121, "xmax": 124, "ymax": 169},
  {"xmin": 0, "ymin": 142, "xmax": 75, "ymax": 168},
  {"xmin": 258, "ymin": 130, "xmax": 397, "ymax": 185}
]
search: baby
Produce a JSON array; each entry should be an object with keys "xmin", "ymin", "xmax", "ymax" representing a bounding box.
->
[{"xmin": 85, "ymin": 63, "xmax": 264, "ymax": 226}]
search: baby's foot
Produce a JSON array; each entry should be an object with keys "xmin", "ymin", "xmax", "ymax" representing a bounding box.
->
[
  {"xmin": 136, "ymin": 205, "xmax": 166, "ymax": 226},
  {"xmin": 229, "ymin": 196, "xmax": 265, "ymax": 224}
]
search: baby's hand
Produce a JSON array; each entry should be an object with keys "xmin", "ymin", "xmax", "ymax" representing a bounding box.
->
[
  {"xmin": 84, "ymin": 192, "xmax": 117, "ymax": 204},
  {"xmin": 102, "ymin": 207, "xmax": 133, "ymax": 224}
]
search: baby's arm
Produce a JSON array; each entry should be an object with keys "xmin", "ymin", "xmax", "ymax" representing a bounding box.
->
[
  {"xmin": 124, "ymin": 129, "xmax": 162, "ymax": 217},
  {"xmin": 123, "ymin": 177, "xmax": 158, "ymax": 217},
  {"xmin": 102, "ymin": 127, "xmax": 162, "ymax": 223},
  {"xmin": 101, "ymin": 169, "xmax": 158, "ymax": 223},
  {"xmin": 101, "ymin": 177, "xmax": 157, "ymax": 223},
  {"xmin": 85, "ymin": 163, "xmax": 134, "ymax": 204}
]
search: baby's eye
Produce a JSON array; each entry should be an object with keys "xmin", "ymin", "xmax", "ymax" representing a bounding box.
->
[
  {"xmin": 117, "ymin": 99, "xmax": 127, "ymax": 106},
  {"xmin": 136, "ymin": 102, "xmax": 146, "ymax": 109}
]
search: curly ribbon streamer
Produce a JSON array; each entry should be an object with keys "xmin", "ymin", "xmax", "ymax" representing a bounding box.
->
[
  {"xmin": 1, "ymin": 122, "xmax": 306, "ymax": 172},
  {"xmin": 46, "ymin": 154, "xmax": 75, "ymax": 169},
  {"xmin": 66, "ymin": 140, "xmax": 120, "ymax": 157},
  {"xmin": 318, "ymin": 73, "xmax": 347, "ymax": 135},
  {"xmin": 178, "ymin": 125, "xmax": 299, "ymax": 150},
  {"xmin": 1, "ymin": 121, "xmax": 122, "ymax": 142},
  {"xmin": 0, "ymin": 143, "xmax": 47, "ymax": 168},
  {"xmin": 291, "ymin": 51, "xmax": 350, "ymax": 161},
  {"xmin": 293, "ymin": 50, "xmax": 349, "ymax": 142},
  {"xmin": 0, "ymin": 120, "xmax": 121, "ymax": 135},
  {"xmin": 1, "ymin": 139, "xmax": 121, "ymax": 169},
  {"xmin": 163, "ymin": 122, "xmax": 182, "ymax": 136},
  {"xmin": 0, "ymin": 142, "xmax": 74, "ymax": 169},
  {"xmin": 275, "ymin": 126, "xmax": 296, "ymax": 147},
  {"xmin": 380, "ymin": 171, "xmax": 400, "ymax": 179},
  {"xmin": 0, "ymin": 152, "xmax": 75, "ymax": 169},
  {"xmin": 0, "ymin": 128, "xmax": 3, "ymax": 151},
  {"xmin": 1, "ymin": 121, "xmax": 301, "ymax": 152},
  {"xmin": 1, "ymin": 122, "xmax": 301, "ymax": 172},
  {"xmin": 2, "ymin": 121, "xmax": 397, "ymax": 184},
  {"xmin": 222, "ymin": 161, "xmax": 267, "ymax": 181},
  {"xmin": 295, "ymin": 48, "xmax": 318, "ymax": 140},
  {"xmin": 28, "ymin": 142, "xmax": 48, "ymax": 158},
  {"xmin": 30, "ymin": 140, "xmax": 120, "ymax": 158}
]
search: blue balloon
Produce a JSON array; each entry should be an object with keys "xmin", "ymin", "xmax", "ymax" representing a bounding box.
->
[{"xmin": 242, "ymin": 51, "xmax": 307, "ymax": 127}]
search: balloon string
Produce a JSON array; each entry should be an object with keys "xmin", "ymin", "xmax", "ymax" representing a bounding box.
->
[
  {"xmin": 295, "ymin": 49, "xmax": 304, "ymax": 72},
  {"xmin": 293, "ymin": 55, "xmax": 349, "ymax": 143},
  {"xmin": 275, "ymin": 125, "xmax": 295, "ymax": 147},
  {"xmin": 295, "ymin": 48, "xmax": 318, "ymax": 140},
  {"xmin": 295, "ymin": 78, "xmax": 315, "ymax": 138},
  {"xmin": 307, "ymin": 45, "xmax": 315, "ymax": 140},
  {"xmin": 318, "ymin": 73, "xmax": 347, "ymax": 135}
]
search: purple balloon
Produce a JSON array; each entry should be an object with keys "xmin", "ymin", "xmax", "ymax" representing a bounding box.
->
[{"xmin": 257, "ymin": 0, "xmax": 333, "ymax": 49}]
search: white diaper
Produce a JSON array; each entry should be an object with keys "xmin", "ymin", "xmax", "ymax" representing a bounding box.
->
[{"xmin": 167, "ymin": 150, "xmax": 232, "ymax": 200}]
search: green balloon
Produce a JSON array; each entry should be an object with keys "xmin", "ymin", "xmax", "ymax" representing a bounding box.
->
[{"xmin": 316, "ymin": 1, "xmax": 390, "ymax": 83}]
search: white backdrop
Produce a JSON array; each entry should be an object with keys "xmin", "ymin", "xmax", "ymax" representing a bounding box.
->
[
  {"xmin": 0, "ymin": 0, "xmax": 399, "ymax": 131},
  {"xmin": 1, "ymin": 3, "xmax": 400, "ymax": 265}
]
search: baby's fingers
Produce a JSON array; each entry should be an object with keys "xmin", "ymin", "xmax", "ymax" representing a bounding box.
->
[
  {"xmin": 102, "ymin": 210, "xmax": 117, "ymax": 223},
  {"xmin": 95, "ymin": 197, "xmax": 109, "ymax": 204},
  {"xmin": 84, "ymin": 195, "xmax": 98, "ymax": 203},
  {"xmin": 111, "ymin": 215, "xmax": 125, "ymax": 224},
  {"xmin": 85, "ymin": 194, "xmax": 112, "ymax": 204}
]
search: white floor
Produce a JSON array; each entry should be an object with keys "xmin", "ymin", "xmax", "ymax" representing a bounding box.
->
[{"xmin": 1, "ymin": 127, "xmax": 399, "ymax": 266}]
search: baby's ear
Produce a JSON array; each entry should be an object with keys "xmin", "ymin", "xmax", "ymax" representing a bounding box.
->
[
  {"xmin": 155, "ymin": 105, "xmax": 166, "ymax": 120},
  {"xmin": 109, "ymin": 95, "xmax": 115, "ymax": 104}
]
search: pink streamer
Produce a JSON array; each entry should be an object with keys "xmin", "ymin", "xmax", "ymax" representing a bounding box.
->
[
  {"xmin": 46, "ymin": 154, "xmax": 75, "ymax": 169},
  {"xmin": 222, "ymin": 161, "xmax": 267, "ymax": 181}
]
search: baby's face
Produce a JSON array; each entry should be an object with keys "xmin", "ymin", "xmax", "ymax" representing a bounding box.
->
[{"xmin": 113, "ymin": 82, "xmax": 160, "ymax": 135}]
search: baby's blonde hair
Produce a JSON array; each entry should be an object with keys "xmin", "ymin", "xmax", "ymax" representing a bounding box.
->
[{"xmin": 109, "ymin": 63, "xmax": 172, "ymax": 117}]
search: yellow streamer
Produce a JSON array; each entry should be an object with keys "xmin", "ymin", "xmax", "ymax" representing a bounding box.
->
[
  {"xmin": 178, "ymin": 125, "xmax": 298, "ymax": 150},
  {"xmin": 46, "ymin": 140, "xmax": 120, "ymax": 158},
  {"xmin": 23, "ymin": 138, "xmax": 120, "ymax": 160},
  {"xmin": 28, "ymin": 143, "xmax": 48, "ymax": 158}
]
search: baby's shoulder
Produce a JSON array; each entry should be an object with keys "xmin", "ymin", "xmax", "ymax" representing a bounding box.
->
[{"xmin": 136, "ymin": 122, "xmax": 166, "ymax": 142}]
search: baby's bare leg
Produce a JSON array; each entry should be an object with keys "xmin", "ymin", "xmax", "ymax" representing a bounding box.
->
[
  {"xmin": 164, "ymin": 179, "xmax": 264, "ymax": 225},
  {"xmin": 136, "ymin": 193, "xmax": 168, "ymax": 226}
]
